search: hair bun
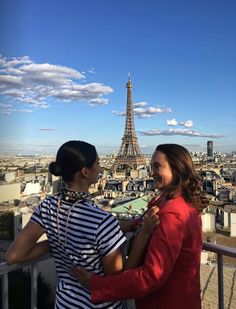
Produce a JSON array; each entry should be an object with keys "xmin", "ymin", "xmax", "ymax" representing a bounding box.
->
[{"xmin": 49, "ymin": 161, "xmax": 63, "ymax": 176}]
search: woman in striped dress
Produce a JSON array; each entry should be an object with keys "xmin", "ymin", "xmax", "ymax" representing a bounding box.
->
[{"xmin": 5, "ymin": 140, "xmax": 159, "ymax": 308}]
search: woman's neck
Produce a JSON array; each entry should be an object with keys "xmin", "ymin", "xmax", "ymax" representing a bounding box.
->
[{"xmin": 67, "ymin": 183, "xmax": 89, "ymax": 193}]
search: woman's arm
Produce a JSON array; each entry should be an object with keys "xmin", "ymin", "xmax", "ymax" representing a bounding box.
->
[
  {"xmin": 124, "ymin": 206, "xmax": 159, "ymax": 269},
  {"xmin": 94, "ymin": 213, "xmax": 127, "ymax": 275},
  {"xmin": 5, "ymin": 221, "xmax": 50, "ymax": 265},
  {"xmin": 101, "ymin": 247, "xmax": 123, "ymax": 275}
]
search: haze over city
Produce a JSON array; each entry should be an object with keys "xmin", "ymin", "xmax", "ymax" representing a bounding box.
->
[{"xmin": 0, "ymin": 0, "xmax": 235, "ymax": 155}]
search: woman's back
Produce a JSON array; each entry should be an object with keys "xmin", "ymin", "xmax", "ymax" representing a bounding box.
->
[{"xmin": 31, "ymin": 190, "xmax": 126, "ymax": 309}]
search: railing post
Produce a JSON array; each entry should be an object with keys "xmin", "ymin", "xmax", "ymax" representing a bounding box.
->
[
  {"xmin": 31, "ymin": 264, "xmax": 38, "ymax": 309},
  {"xmin": 217, "ymin": 253, "xmax": 224, "ymax": 309},
  {"xmin": 2, "ymin": 273, "xmax": 9, "ymax": 309}
]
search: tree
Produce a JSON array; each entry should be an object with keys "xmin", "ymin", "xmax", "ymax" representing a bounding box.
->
[
  {"xmin": 0, "ymin": 269, "xmax": 54, "ymax": 309},
  {"xmin": 0, "ymin": 211, "xmax": 14, "ymax": 240}
]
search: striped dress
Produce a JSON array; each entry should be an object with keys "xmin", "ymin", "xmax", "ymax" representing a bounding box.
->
[{"xmin": 31, "ymin": 192, "xmax": 126, "ymax": 309}]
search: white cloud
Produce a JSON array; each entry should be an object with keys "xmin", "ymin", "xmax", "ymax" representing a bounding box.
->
[
  {"xmin": 88, "ymin": 67, "xmax": 96, "ymax": 74},
  {"xmin": 0, "ymin": 102, "xmax": 15, "ymax": 114},
  {"xmin": 139, "ymin": 128, "xmax": 224, "ymax": 138},
  {"xmin": 151, "ymin": 107, "xmax": 171, "ymax": 113},
  {"xmin": 179, "ymin": 120, "xmax": 193, "ymax": 128},
  {"xmin": 0, "ymin": 56, "xmax": 7, "ymax": 67},
  {"xmin": 0, "ymin": 67, "xmax": 24, "ymax": 75},
  {"xmin": 0, "ymin": 75, "xmax": 22, "ymax": 86},
  {"xmin": 0, "ymin": 102, "xmax": 35, "ymax": 114},
  {"xmin": 89, "ymin": 98, "xmax": 108, "ymax": 106},
  {"xmin": 52, "ymin": 83, "xmax": 112, "ymax": 103},
  {"xmin": 0, "ymin": 105, "xmax": 16, "ymax": 114},
  {"xmin": 166, "ymin": 118, "xmax": 178, "ymax": 126},
  {"xmin": 133, "ymin": 107, "xmax": 152, "ymax": 118},
  {"xmin": 0, "ymin": 55, "xmax": 32, "ymax": 68},
  {"xmin": 113, "ymin": 104, "xmax": 172, "ymax": 119},
  {"xmin": 166, "ymin": 119, "xmax": 194, "ymax": 128},
  {"xmin": 21, "ymin": 62, "xmax": 84, "ymax": 78},
  {"xmin": 112, "ymin": 110, "xmax": 126, "ymax": 116},
  {"xmin": 0, "ymin": 55, "xmax": 113, "ymax": 114},
  {"xmin": 0, "ymin": 111, "xmax": 13, "ymax": 115},
  {"xmin": 18, "ymin": 109, "xmax": 33, "ymax": 113},
  {"xmin": 4, "ymin": 56, "xmax": 32, "ymax": 67},
  {"xmin": 2, "ymin": 89, "xmax": 24, "ymax": 97},
  {"xmin": 133, "ymin": 101, "xmax": 148, "ymax": 107},
  {"xmin": 0, "ymin": 103, "xmax": 13, "ymax": 108}
]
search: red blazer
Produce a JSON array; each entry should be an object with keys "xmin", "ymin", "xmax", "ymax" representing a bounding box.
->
[{"xmin": 91, "ymin": 196, "xmax": 202, "ymax": 309}]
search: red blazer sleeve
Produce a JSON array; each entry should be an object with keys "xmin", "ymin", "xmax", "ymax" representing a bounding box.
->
[{"xmin": 91, "ymin": 203, "xmax": 186, "ymax": 302}]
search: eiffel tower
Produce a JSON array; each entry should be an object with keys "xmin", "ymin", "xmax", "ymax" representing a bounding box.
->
[{"xmin": 112, "ymin": 76, "xmax": 146, "ymax": 172}]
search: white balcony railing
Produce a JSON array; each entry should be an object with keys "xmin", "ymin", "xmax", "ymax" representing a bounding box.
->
[
  {"xmin": 0, "ymin": 253, "xmax": 52, "ymax": 309},
  {"xmin": 1, "ymin": 243, "xmax": 236, "ymax": 309},
  {"xmin": 202, "ymin": 242, "xmax": 236, "ymax": 309}
]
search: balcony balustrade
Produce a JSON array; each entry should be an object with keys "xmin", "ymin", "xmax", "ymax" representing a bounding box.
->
[{"xmin": 1, "ymin": 242, "xmax": 236, "ymax": 309}]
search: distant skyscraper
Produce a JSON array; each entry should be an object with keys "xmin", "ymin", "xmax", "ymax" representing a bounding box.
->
[
  {"xmin": 207, "ymin": 141, "xmax": 213, "ymax": 157},
  {"xmin": 112, "ymin": 76, "xmax": 146, "ymax": 171}
]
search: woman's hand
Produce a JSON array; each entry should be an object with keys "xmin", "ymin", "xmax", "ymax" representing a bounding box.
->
[
  {"xmin": 71, "ymin": 267, "xmax": 92, "ymax": 290},
  {"xmin": 140, "ymin": 206, "xmax": 160, "ymax": 238}
]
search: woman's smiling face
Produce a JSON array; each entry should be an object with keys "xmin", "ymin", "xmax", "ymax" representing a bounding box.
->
[{"xmin": 151, "ymin": 150, "xmax": 173, "ymax": 191}]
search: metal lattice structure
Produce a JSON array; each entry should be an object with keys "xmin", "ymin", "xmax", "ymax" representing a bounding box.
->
[{"xmin": 112, "ymin": 76, "xmax": 146, "ymax": 171}]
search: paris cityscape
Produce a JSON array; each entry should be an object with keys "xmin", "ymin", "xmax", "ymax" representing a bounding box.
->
[
  {"xmin": 1, "ymin": 1, "xmax": 236, "ymax": 308},
  {"xmin": 1, "ymin": 76, "xmax": 236, "ymax": 309}
]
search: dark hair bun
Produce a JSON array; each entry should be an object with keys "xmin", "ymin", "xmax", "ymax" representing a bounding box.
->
[{"xmin": 49, "ymin": 161, "xmax": 63, "ymax": 176}]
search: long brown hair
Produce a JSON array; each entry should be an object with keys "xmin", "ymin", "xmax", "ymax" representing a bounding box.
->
[{"xmin": 155, "ymin": 144, "xmax": 208, "ymax": 212}]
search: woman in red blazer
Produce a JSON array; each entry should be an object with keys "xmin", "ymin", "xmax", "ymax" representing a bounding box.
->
[{"xmin": 73, "ymin": 144, "xmax": 208, "ymax": 309}]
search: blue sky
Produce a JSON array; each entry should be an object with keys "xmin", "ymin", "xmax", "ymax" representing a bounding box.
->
[{"xmin": 0, "ymin": 0, "xmax": 235, "ymax": 155}]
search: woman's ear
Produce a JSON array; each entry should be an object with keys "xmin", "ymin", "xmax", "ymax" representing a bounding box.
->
[{"xmin": 81, "ymin": 166, "xmax": 89, "ymax": 178}]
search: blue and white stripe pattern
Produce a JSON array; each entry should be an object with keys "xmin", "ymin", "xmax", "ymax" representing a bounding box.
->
[{"xmin": 31, "ymin": 193, "xmax": 126, "ymax": 308}]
